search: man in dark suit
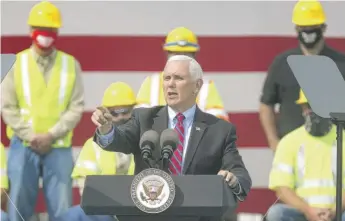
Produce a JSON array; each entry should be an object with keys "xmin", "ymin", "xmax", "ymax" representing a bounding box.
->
[{"xmin": 91, "ymin": 55, "xmax": 252, "ymax": 207}]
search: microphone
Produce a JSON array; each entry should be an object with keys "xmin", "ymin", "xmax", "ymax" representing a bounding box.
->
[
  {"xmin": 140, "ymin": 130, "xmax": 159, "ymax": 168},
  {"xmin": 160, "ymin": 129, "xmax": 179, "ymax": 170}
]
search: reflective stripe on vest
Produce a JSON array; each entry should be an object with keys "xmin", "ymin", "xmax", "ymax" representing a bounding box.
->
[
  {"xmin": 206, "ymin": 108, "xmax": 228, "ymax": 118},
  {"xmin": 91, "ymin": 141, "xmax": 131, "ymax": 174},
  {"xmin": 20, "ymin": 53, "xmax": 69, "ymax": 114},
  {"xmin": 198, "ymin": 80, "xmax": 209, "ymax": 111},
  {"xmin": 93, "ymin": 141, "xmax": 101, "ymax": 162},
  {"xmin": 75, "ymin": 160, "xmax": 100, "ymax": 173},
  {"xmin": 0, "ymin": 169, "xmax": 6, "ymax": 177},
  {"xmin": 13, "ymin": 50, "xmax": 76, "ymax": 147},
  {"xmin": 150, "ymin": 73, "xmax": 160, "ymax": 107},
  {"xmin": 296, "ymin": 143, "xmax": 341, "ymax": 205}
]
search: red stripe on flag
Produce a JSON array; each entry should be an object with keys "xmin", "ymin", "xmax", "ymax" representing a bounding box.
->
[
  {"xmin": 1, "ymin": 36, "xmax": 344, "ymax": 72},
  {"xmin": 32, "ymin": 187, "xmax": 276, "ymax": 214},
  {"xmin": 1, "ymin": 112, "xmax": 267, "ymax": 148}
]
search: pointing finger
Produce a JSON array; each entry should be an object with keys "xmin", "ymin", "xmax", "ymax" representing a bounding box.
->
[
  {"xmin": 91, "ymin": 115, "xmax": 102, "ymax": 127},
  {"xmin": 104, "ymin": 112, "xmax": 113, "ymax": 121},
  {"xmin": 97, "ymin": 106, "xmax": 110, "ymax": 114}
]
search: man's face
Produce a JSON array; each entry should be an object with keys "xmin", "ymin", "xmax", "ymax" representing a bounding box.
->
[
  {"xmin": 301, "ymin": 103, "xmax": 332, "ymax": 136},
  {"xmin": 107, "ymin": 105, "xmax": 133, "ymax": 125},
  {"xmin": 295, "ymin": 24, "xmax": 326, "ymax": 49},
  {"xmin": 163, "ymin": 60, "xmax": 202, "ymax": 110},
  {"xmin": 30, "ymin": 26, "xmax": 59, "ymax": 52}
]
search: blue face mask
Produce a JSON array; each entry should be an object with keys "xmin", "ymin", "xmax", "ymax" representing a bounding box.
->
[{"xmin": 304, "ymin": 112, "xmax": 332, "ymax": 136}]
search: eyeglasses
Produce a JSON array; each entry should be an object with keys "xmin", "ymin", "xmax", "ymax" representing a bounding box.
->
[{"xmin": 109, "ymin": 108, "xmax": 132, "ymax": 117}]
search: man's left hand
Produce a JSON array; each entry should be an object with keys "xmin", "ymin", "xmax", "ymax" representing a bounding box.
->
[
  {"xmin": 31, "ymin": 133, "xmax": 54, "ymax": 155},
  {"xmin": 218, "ymin": 170, "xmax": 238, "ymax": 188}
]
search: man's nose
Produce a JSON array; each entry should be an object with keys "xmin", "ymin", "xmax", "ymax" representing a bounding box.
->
[{"xmin": 167, "ymin": 79, "xmax": 175, "ymax": 87}]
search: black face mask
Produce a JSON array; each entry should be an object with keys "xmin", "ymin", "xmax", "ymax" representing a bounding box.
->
[
  {"xmin": 304, "ymin": 112, "xmax": 332, "ymax": 136},
  {"xmin": 298, "ymin": 28, "xmax": 323, "ymax": 49},
  {"xmin": 114, "ymin": 118, "xmax": 129, "ymax": 126}
]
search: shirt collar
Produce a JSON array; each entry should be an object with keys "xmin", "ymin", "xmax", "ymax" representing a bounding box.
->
[
  {"xmin": 30, "ymin": 45, "xmax": 57, "ymax": 66},
  {"xmin": 167, "ymin": 105, "xmax": 196, "ymax": 122}
]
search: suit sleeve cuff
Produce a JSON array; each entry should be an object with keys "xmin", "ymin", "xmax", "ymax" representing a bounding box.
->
[
  {"xmin": 96, "ymin": 126, "xmax": 115, "ymax": 148},
  {"xmin": 231, "ymin": 180, "xmax": 245, "ymax": 202}
]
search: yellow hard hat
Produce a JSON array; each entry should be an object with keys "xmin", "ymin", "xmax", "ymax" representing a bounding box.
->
[
  {"xmin": 296, "ymin": 89, "xmax": 308, "ymax": 104},
  {"xmin": 102, "ymin": 82, "xmax": 137, "ymax": 107},
  {"xmin": 163, "ymin": 27, "xmax": 199, "ymax": 52},
  {"xmin": 27, "ymin": 1, "xmax": 62, "ymax": 28},
  {"xmin": 292, "ymin": 0, "xmax": 326, "ymax": 26}
]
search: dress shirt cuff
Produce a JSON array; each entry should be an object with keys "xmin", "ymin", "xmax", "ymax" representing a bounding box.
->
[
  {"xmin": 231, "ymin": 179, "xmax": 245, "ymax": 202},
  {"xmin": 96, "ymin": 126, "xmax": 115, "ymax": 147}
]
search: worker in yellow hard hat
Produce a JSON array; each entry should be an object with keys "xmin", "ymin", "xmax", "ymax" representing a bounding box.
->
[
  {"xmin": 57, "ymin": 82, "xmax": 135, "ymax": 221},
  {"xmin": 259, "ymin": 0, "xmax": 345, "ymax": 152},
  {"xmin": 28, "ymin": 1, "xmax": 62, "ymax": 53},
  {"xmin": 136, "ymin": 27, "xmax": 230, "ymax": 122},
  {"xmin": 292, "ymin": 0, "xmax": 328, "ymax": 50},
  {"xmin": 1, "ymin": 1, "xmax": 85, "ymax": 220},
  {"xmin": 266, "ymin": 89, "xmax": 345, "ymax": 221}
]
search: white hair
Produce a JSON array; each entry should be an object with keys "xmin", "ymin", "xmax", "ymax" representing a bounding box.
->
[{"xmin": 166, "ymin": 55, "xmax": 203, "ymax": 81}]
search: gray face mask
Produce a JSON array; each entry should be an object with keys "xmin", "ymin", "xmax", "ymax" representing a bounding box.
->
[
  {"xmin": 297, "ymin": 27, "xmax": 323, "ymax": 49},
  {"xmin": 304, "ymin": 112, "xmax": 332, "ymax": 136}
]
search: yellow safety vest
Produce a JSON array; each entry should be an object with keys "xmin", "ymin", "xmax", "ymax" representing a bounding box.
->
[
  {"xmin": 136, "ymin": 72, "xmax": 229, "ymax": 121},
  {"xmin": 6, "ymin": 49, "xmax": 76, "ymax": 148},
  {"xmin": 0, "ymin": 143, "xmax": 9, "ymax": 190},
  {"xmin": 269, "ymin": 126, "xmax": 345, "ymax": 209},
  {"xmin": 72, "ymin": 138, "xmax": 135, "ymax": 178}
]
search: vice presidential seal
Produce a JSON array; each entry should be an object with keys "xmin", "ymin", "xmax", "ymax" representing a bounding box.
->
[{"xmin": 130, "ymin": 168, "xmax": 175, "ymax": 214}]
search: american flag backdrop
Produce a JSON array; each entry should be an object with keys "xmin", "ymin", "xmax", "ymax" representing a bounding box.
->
[{"xmin": 1, "ymin": 1, "xmax": 345, "ymax": 219}]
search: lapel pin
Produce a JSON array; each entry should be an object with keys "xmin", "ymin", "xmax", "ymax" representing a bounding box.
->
[{"xmin": 196, "ymin": 127, "xmax": 200, "ymax": 131}]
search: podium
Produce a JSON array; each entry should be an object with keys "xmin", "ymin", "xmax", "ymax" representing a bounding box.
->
[{"xmin": 81, "ymin": 173, "xmax": 238, "ymax": 221}]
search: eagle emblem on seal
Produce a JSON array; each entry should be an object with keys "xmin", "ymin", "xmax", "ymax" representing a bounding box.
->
[{"xmin": 140, "ymin": 179, "xmax": 166, "ymax": 205}]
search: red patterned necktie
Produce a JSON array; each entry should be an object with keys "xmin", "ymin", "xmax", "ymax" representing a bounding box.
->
[{"xmin": 169, "ymin": 113, "xmax": 185, "ymax": 175}]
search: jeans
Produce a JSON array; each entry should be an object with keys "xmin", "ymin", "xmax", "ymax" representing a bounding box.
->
[
  {"xmin": 7, "ymin": 136, "xmax": 74, "ymax": 221},
  {"xmin": 57, "ymin": 205, "xmax": 117, "ymax": 221},
  {"xmin": 1, "ymin": 210, "xmax": 9, "ymax": 221},
  {"xmin": 266, "ymin": 203, "xmax": 345, "ymax": 221}
]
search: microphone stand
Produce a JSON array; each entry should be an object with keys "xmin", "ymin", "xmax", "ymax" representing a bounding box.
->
[
  {"xmin": 142, "ymin": 153, "xmax": 155, "ymax": 169},
  {"xmin": 162, "ymin": 157, "xmax": 169, "ymax": 172}
]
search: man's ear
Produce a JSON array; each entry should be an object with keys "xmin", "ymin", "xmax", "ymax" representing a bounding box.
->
[{"xmin": 195, "ymin": 79, "xmax": 203, "ymax": 94}]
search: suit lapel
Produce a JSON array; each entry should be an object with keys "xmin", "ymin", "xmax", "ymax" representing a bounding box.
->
[
  {"xmin": 151, "ymin": 106, "xmax": 168, "ymax": 163},
  {"xmin": 183, "ymin": 107, "xmax": 207, "ymax": 174}
]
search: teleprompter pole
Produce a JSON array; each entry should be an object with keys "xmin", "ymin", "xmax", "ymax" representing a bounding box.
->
[{"xmin": 330, "ymin": 113, "xmax": 345, "ymax": 221}]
